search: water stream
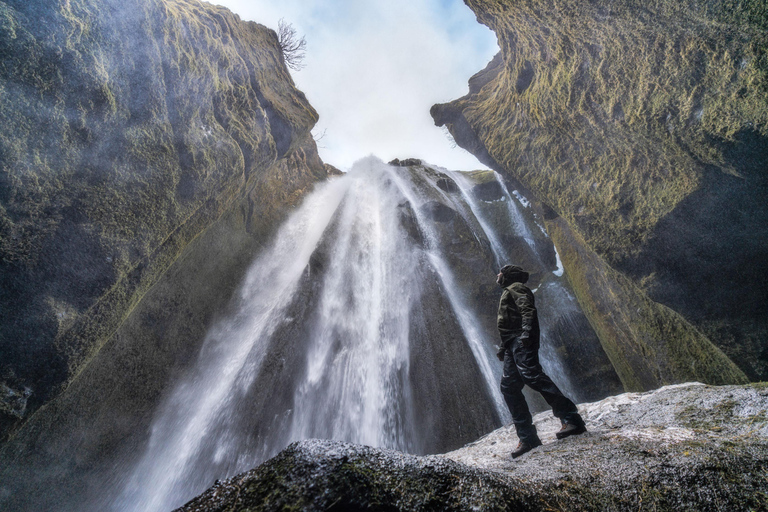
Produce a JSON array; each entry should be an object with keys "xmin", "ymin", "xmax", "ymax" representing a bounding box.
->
[{"xmin": 443, "ymin": 168, "xmax": 579, "ymax": 399}]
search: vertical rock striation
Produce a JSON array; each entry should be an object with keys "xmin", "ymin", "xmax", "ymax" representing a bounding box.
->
[
  {"xmin": 433, "ymin": 0, "xmax": 767, "ymax": 388},
  {"xmin": 0, "ymin": 0, "xmax": 326, "ymax": 439}
]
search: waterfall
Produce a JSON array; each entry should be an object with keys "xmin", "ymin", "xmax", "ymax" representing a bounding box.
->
[
  {"xmin": 113, "ymin": 170, "xmax": 353, "ymax": 512},
  {"xmin": 110, "ymin": 157, "xmax": 591, "ymax": 511},
  {"xmin": 384, "ymin": 169, "xmax": 511, "ymax": 423},
  {"xmin": 286, "ymin": 165, "xmax": 420, "ymax": 451},
  {"xmin": 442, "ymin": 168, "xmax": 581, "ymax": 400}
]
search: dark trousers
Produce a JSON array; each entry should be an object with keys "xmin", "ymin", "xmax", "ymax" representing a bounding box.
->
[{"xmin": 500, "ymin": 336, "xmax": 583, "ymax": 445}]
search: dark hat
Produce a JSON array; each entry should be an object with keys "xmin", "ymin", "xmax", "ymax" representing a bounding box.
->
[
  {"xmin": 500, "ymin": 264, "xmax": 525, "ymax": 276},
  {"xmin": 497, "ymin": 264, "xmax": 529, "ymax": 286}
]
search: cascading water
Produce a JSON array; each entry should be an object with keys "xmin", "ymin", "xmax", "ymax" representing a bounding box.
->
[
  {"xmin": 109, "ymin": 157, "xmax": 615, "ymax": 511},
  {"xmin": 113, "ymin": 170, "xmax": 353, "ymax": 512},
  {"xmin": 286, "ymin": 170, "xmax": 420, "ymax": 451},
  {"xmin": 385, "ymin": 169, "xmax": 511, "ymax": 423},
  {"xmin": 444, "ymin": 169, "xmax": 579, "ymax": 399}
]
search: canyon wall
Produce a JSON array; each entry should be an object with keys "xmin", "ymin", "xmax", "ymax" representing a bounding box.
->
[
  {"xmin": 0, "ymin": 0, "xmax": 327, "ymax": 439},
  {"xmin": 433, "ymin": 0, "xmax": 767, "ymax": 388}
]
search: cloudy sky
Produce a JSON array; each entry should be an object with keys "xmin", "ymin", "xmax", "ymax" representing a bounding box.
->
[{"xmin": 206, "ymin": 0, "xmax": 498, "ymax": 171}]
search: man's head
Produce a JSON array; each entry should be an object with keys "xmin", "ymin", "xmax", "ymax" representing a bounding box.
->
[{"xmin": 496, "ymin": 264, "xmax": 529, "ymax": 287}]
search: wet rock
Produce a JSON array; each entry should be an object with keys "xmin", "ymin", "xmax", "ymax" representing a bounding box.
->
[
  {"xmin": 389, "ymin": 158, "xmax": 423, "ymax": 167},
  {"xmin": 472, "ymin": 180, "xmax": 503, "ymax": 201},
  {"xmin": 419, "ymin": 201, "xmax": 456, "ymax": 223},
  {"xmin": 180, "ymin": 383, "xmax": 768, "ymax": 512},
  {"xmin": 435, "ymin": 176, "xmax": 459, "ymax": 193},
  {"xmin": 397, "ymin": 202, "xmax": 426, "ymax": 246}
]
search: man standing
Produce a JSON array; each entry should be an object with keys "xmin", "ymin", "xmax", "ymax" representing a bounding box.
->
[{"xmin": 495, "ymin": 264, "xmax": 586, "ymax": 458}]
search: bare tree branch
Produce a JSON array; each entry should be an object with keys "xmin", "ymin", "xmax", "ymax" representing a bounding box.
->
[
  {"xmin": 277, "ymin": 19, "xmax": 306, "ymax": 71},
  {"xmin": 313, "ymin": 128, "xmax": 327, "ymax": 142}
]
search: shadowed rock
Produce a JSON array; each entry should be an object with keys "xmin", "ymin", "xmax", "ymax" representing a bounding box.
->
[
  {"xmin": 435, "ymin": 176, "xmax": 459, "ymax": 193},
  {"xmin": 0, "ymin": 0, "xmax": 326, "ymax": 440},
  {"xmin": 419, "ymin": 201, "xmax": 457, "ymax": 223},
  {"xmin": 389, "ymin": 158, "xmax": 423, "ymax": 167},
  {"xmin": 472, "ymin": 180, "xmax": 503, "ymax": 201}
]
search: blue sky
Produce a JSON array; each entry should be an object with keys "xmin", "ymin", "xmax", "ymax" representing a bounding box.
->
[{"xmin": 206, "ymin": 0, "xmax": 499, "ymax": 170}]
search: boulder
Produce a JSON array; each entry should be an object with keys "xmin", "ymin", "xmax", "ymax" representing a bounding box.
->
[{"xmin": 180, "ymin": 383, "xmax": 768, "ymax": 511}]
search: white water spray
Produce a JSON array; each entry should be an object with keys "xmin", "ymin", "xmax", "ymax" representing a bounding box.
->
[
  {"xmin": 287, "ymin": 164, "xmax": 420, "ymax": 450},
  {"xmin": 111, "ymin": 157, "xmax": 587, "ymax": 511},
  {"xmin": 113, "ymin": 173, "xmax": 352, "ymax": 512}
]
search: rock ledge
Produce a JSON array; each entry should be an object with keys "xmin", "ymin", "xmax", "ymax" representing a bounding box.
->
[{"xmin": 180, "ymin": 383, "xmax": 768, "ymax": 511}]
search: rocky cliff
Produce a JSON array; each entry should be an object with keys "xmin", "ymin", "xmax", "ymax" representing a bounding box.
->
[
  {"xmin": 0, "ymin": 0, "xmax": 327, "ymax": 439},
  {"xmin": 179, "ymin": 382, "xmax": 768, "ymax": 511},
  {"xmin": 432, "ymin": 0, "xmax": 766, "ymax": 388}
]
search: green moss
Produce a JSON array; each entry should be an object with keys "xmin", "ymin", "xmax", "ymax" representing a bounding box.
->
[
  {"xmin": 0, "ymin": 0, "xmax": 325, "ymax": 440},
  {"xmin": 435, "ymin": 0, "xmax": 767, "ymax": 385},
  {"xmin": 462, "ymin": 169, "xmax": 497, "ymax": 185},
  {"xmin": 676, "ymin": 399, "xmax": 739, "ymax": 430},
  {"xmin": 442, "ymin": 0, "xmax": 767, "ymax": 262},
  {"xmin": 547, "ymin": 217, "xmax": 747, "ymax": 390}
]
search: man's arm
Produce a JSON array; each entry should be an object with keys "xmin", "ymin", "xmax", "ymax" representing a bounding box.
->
[
  {"xmin": 497, "ymin": 290, "xmax": 519, "ymax": 348},
  {"xmin": 514, "ymin": 287, "xmax": 536, "ymax": 344}
]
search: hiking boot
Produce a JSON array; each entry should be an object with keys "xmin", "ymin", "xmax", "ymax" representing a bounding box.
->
[
  {"xmin": 510, "ymin": 439, "xmax": 542, "ymax": 459},
  {"xmin": 556, "ymin": 422, "xmax": 587, "ymax": 440}
]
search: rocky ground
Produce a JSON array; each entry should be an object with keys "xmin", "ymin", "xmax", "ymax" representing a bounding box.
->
[{"xmin": 179, "ymin": 382, "xmax": 768, "ymax": 511}]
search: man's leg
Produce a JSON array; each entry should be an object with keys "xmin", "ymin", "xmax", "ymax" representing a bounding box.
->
[
  {"xmin": 510, "ymin": 338, "xmax": 584, "ymax": 428},
  {"xmin": 500, "ymin": 350, "xmax": 541, "ymax": 446}
]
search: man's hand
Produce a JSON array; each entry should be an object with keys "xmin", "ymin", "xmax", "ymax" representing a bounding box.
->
[{"xmin": 496, "ymin": 347, "xmax": 506, "ymax": 361}]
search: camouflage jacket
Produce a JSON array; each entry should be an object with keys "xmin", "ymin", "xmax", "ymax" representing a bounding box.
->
[{"xmin": 497, "ymin": 282, "xmax": 540, "ymax": 347}]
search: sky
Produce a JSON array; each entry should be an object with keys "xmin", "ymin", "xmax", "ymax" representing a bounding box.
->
[{"xmin": 205, "ymin": 0, "xmax": 499, "ymax": 171}]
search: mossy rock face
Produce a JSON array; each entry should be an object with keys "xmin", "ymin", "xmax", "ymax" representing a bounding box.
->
[
  {"xmin": 0, "ymin": 0, "xmax": 325, "ymax": 439},
  {"xmin": 179, "ymin": 383, "xmax": 768, "ymax": 512},
  {"xmin": 433, "ymin": 0, "xmax": 767, "ymax": 384},
  {"xmin": 0, "ymin": 136, "xmax": 326, "ymax": 511},
  {"xmin": 547, "ymin": 217, "xmax": 747, "ymax": 390}
]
